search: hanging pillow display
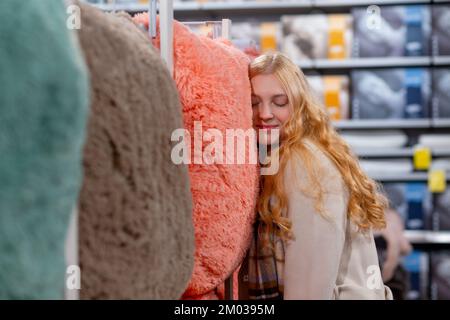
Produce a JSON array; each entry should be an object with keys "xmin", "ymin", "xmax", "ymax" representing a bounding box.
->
[
  {"xmin": 133, "ymin": 13, "xmax": 259, "ymax": 299},
  {"xmin": 76, "ymin": 2, "xmax": 195, "ymax": 299}
]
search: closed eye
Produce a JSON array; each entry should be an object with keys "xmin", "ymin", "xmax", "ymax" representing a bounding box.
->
[
  {"xmin": 273, "ymin": 95, "xmax": 288, "ymax": 107},
  {"xmin": 251, "ymin": 96, "xmax": 260, "ymax": 107}
]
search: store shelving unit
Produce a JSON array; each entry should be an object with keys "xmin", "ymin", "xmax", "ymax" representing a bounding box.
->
[
  {"xmin": 433, "ymin": 56, "xmax": 450, "ymax": 65},
  {"xmin": 369, "ymin": 172, "xmax": 430, "ymax": 182},
  {"xmin": 317, "ymin": 57, "xmax": 429, "ymax": 69},
  {"xmin": 404, "ymin": 231, "xmax": 450, "ymax": 258},
  {"xmin": 314, "ymin": 0, "xmax": 431, "ymax": 5},
  {"xmin": 298, "ymin": 57, "xmax": 433, "ymax": 70},
  {"xmin": 191, "ymin": 1, "xmax": 312, "ymax": 11},
  {"xmin": 91, "ymin": 2, "xmax": 144, "ymax": 11},
  {"xmin": 355, "ymin": 147, "xmax": 450, "ymax": 158},
  {"xmin": 432, "ymin": 118, "xmax": 450, "ymax": 128},
  {"xmin": 333, "ymin": 119, "xmax": 433, "ymax": 129},
  {"xmin": 91, "ymin": 2, "xmax": 450, "ymax": 66},
  {"xmin": 91, "ymin": 0, "xmax": 438, "ymax": 13},
  {"xmin": 405, "ymin": 230, "xmax": 450, "ymax": 245},
  {"xmin": 298, "ymin": 54, "xmax": 450, "ymax": 70},
  {"xmin": 86, "ymin": 0, "xmax": 450, "ymax": 300},
  {"xmin": 91, "ymin": 1, "xmax": 312, "ymax": 13}
]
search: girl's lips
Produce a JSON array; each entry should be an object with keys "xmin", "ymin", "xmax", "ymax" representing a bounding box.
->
[{"xmin": 256, "ymin": 125, "xmax": 279, "ymax": 129}]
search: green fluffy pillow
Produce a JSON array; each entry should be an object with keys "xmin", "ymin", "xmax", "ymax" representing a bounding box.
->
[{"xmin": 0, "ymin": 0, "xmax": 89, "ymax": 299}]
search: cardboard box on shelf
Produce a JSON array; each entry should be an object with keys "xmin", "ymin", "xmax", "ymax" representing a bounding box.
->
[
  {"xmin": 231, "ymin": 21, "xmax": 281, "ymax": 57},
  {"xmin": 402, "ymin": 250, "xmax": 429, "ymax": 300},
  {"xmin": 430, "ymin": 252, "xmax": 450, "ymax": 300},
  {"xmin": 382, "ymin": 182, "xmax": 433, "ymax": 231},
  {"xmin": 282, "ymin": 14, "xmax": 352, "ymax": 61},
  {"xmin": 434, "ymin": 189, "xmax": 450, "ymax": 231},
  {"xmin": 432, "ymin": 5, "xmax": 450, "ymax": 56},
  {"xmin": 351, "ymin": 68, "xmax": 431, "ymax": 120},
  {"xmin": 307, "ymin": 75, "xmax": 349, "ymax": 121},
  {"xmin": 352, "ymin": 5, "xmax": 431, "ymax": 58},
  {"xmin": 432, "ymin": 68, "xmax": 450, "ymax": 119}
]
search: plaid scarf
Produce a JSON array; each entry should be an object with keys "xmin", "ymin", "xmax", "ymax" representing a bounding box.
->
[{"xmin": 246, "ymin": 219, "xmax": 285, "ymax": 300}]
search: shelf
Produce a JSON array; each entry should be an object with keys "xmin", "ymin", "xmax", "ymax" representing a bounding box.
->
[
  {"xmin": 369, "ymin": 171, "xmax": 450, "ymax": 182},
  {"xmin": 335, "ymin": 119, "xmax": 450, "ymax": 130},
  {"xmin": 404, "ymin": 230, "xmax": 450, "ymax": 245},
  {"xmin": 173, "ymin": 2, "xmax": 202, "ymax": 11},
  {"xmin": 432, "ymin": 118, "xmax": 450, "ymax": 128},
  {"xmin": 298, "ymin": 57, "xmax": 432, "ymax": 70},
  {"xmin": 369, "ymin": 172, "xmax": 429, "ymax": 182},
  {"xmin": 176, "ymin": 0, "xmax": 432, "ymax": 11},
  {"xmin": 91, "ymin": 2, "xmax": 148, "ymax": 12},
  {"xmin": 433, "ymin": 56, "xmax": 450, "ymax": 66},
  {"xmin": 359, "ymin": 148, "xmax": 417, "ymax": 158},
  {"xmin": 355, "ymin": 147, "xmax": 450, "ymax": 158},
  {"xmin": 356, "ymin": 148, "xmax": 415, "ymax": 157},
  {"xmin": 313, "ymin": 0, "xmax": 431, "ymax": 7},
  {"xmin": 91, "ymin": 0, "xmax": 435, "ymax": 13},
  {"xmin": 334, "ymin": 119, "xmax": 432, "ymax": 129},
  {"xmin": 177, "ymin": 0, "xmax": 433, "ymax": 11},
  {"xmin": 91, "ymin": 1, "xmax": 313, "ymax": 13},
  {"xmin": 297, "ymin": 60, "xmax": 315, "ymax": 69},
  {"xmin": 197, "ymin": 1, "xmax": 313, "ymax": 11}
]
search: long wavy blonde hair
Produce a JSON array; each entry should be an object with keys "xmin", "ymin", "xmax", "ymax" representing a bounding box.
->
[{"xmin": 251, "ymin": 52, "xmax": 387, "ymax": 242}]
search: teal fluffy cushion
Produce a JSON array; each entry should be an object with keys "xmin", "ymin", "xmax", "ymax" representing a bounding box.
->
[{"xmin": 0, "ymin": 0, "xmax": 89, "ymax": 299}]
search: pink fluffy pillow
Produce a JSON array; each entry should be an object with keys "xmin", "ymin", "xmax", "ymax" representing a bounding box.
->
[{"xmin": 133, "ymin": 14, "xmax": 259, "ymax": 299}]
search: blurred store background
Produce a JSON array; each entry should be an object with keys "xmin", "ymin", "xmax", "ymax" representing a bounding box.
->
[{"xmin": 84, "ymin": 0, "xmax": 450, "ymax": 300}]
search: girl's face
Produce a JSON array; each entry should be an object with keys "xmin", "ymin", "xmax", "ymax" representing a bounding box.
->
[{"xmin": 251, "ymin": 73, "xmax": 293, "ymax": 145}]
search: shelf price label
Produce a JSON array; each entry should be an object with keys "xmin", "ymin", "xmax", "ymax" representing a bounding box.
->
[
  {"xmin": 414, "ymin": 147, "xmax": 431, "ymax": 170},
  {"xmin": 428, "ymin": 170, "xmax": 446, "ymax": 193}
]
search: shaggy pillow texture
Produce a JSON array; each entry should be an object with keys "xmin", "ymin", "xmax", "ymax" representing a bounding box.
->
[
  {"xmin": 133, "ymin": 13, "xmax": 259, "ymax": 299},
  {"xmin": 76, "ymin": 3, "xmax": 195, "ymax": 299},
  {"xmin": 0, "ymin": 0, "xmax": 89, "ymax": 299}
]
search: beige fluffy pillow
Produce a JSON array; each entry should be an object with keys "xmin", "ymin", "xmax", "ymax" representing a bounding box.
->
[{"xmin": 76, "ymin": 2, "xmax": 194, "ymax": 299}]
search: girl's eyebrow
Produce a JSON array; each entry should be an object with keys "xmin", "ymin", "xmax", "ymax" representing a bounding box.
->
[{"xmin": 251, "ymin": 94, "xmax": 287, "ymax": 99}]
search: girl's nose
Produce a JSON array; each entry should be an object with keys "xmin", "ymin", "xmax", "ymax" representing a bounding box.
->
[{"xmin": 259, "ymin": 104, "xmax": 273, "ymax": 120}]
